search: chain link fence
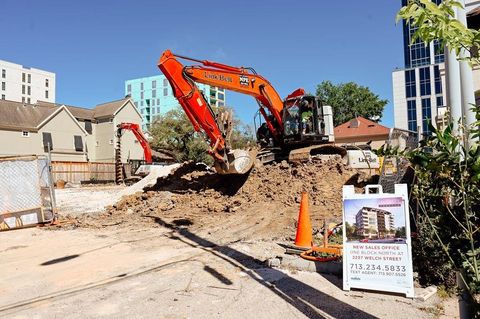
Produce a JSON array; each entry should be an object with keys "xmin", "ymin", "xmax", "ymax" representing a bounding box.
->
[
  {"xmin": 378, "ymin": 128, "xmax": 419, "ymax": 194},
  {"xmin": 0, "ymin": 155, "xmax": 56, "ymax": 230}
]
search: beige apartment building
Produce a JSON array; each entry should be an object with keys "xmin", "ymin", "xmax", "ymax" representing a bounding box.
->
[{"xmin": 0, "ymin": 97, "xmax": 144, "ymax": 163}]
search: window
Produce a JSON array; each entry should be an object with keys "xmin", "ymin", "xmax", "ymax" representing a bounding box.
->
[
  {"xmin": 1, "ymin": 94, "xmax": 4, "ymax": 100},
  {"xmin": 434, "ymin": 40, "xmax": 445, "ymax": 64},
  {"xmin": 73, "ymin": 136, "xmax": 83, "ymax": 151},
  {"xmin": 141, "ymin": 109, "xmax": 144, "ymax": 114},
  {"xmin": 422, "ymin": 98, "xmax": 432, "ymax": 136},
  {"xmin": 434, "ymin": 65, "xmax": 442, "ymax": 94},
  {"xmin": 163, "ymin": 88, "xmax": 168, "ymax": 96},
  {"xmin": 152, "ymin": 90, "xmax": 156, "ymax": 98},
  {"xmin": 21, "ymin": 131, "xmax": 30, "ymax": 137},
  {"xmin": 84, "ymin": 120, "xmax": 93, "ymax": 134},
  {"xmin": 45, "ymin": 79, "xmax": 49, "ymax": 87},
  {"xmin": 134, "ymin": 101, "xmax": 138, "ymax": 108},
  {"xmin": 157, "ymin": 98, "xmax": 160, "ymax": 105},
  {"xmin": 22, "ymin": 73, "xmax": 25, "ymax": 82},
  {"xmin": 157, "ymin": 107, "xmax": 160, "ymax": 113},
  {"xmin": 436, "ymin": 96, "xmax": 444, "ymax": 107},
  {"xmin": 109, "ymin": 139, "xmax": 114, "ymax": 145},
  {"xmin": 42, "ymin": 132, "xmax": 53, "ymax": 151},
  {"xmin": 27, "ymin": 86, "xmax": 31, "ymax": 95},
  {"xmin": 27, "ymin": 74, "xmax": 31, "ymax": 83},
  {"xmin": 140, "ymin": 82, "xmax": 144, "ymax": 90},
  {"xmin": 22, "ymin": 97, "xmax": 25, "ymax": 103},
  {"xmin": 218, "ymin": 92, "xmax": 224, "ymax": 100},
  {"xmin": 405, "ymin": 70, "xmax": 416, "ymax": 98},
  {"xmin": 407, "ymin": 24, "xmax": 431, "ymax": 67},
  {"xmin": 1, "ymin": 69, "xmax": 5, "ymax": 78},
  {"xmin": 152, "ymin": 108, "xmax": 155, "ymax": 114},
  {"xmin": 27, "ymin": 97, "xmax": 30, "ymax": 104},
  {"xmin": 22, "ymin": 85, "xmax": 25, "ymax": 94},
  {"xmin": 419, "ymin": 67, "xmax": 431, "ymax": 96},
  {"xmin": 1, "ymin": 82, "xmax": 5, "ymax": 90},
  {"xmin": 407, "ymin": 100, "xmax": 417, "ymax": 132},
  {"xmin": 141, "ymin": 100, "xmax": 144, "ymax": 107},
  {"xmin": 140, "ymin": 91, "xmax": 144, "ymax": 99},
  {"xmin": 152, "ymin": 80, "xmax": 156, "ymax": 88},
  {"xmin": 163, "ymin": 78, "xmax": 168, "ymax": 86},
  {"xmin": 218, "ymin": 101, "xmax": 225, "ymax": 107},
  {"xmin": 45, "ymin": 90, "xmax": 49, "ymax": 99},
  {"xmin": 127, "ymin": 84, "xmax": 131, "ymax": 93},
  {"xmin": 152, "ymin": 99, "xmax": 155, "ymax": 106}
]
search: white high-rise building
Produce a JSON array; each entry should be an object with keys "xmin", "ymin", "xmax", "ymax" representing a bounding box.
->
[{"xmin": 0, "ymin": 60, "xmax": 55, "ymax": 104}]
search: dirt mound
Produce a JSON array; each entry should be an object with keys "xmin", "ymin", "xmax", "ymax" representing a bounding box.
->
[{"xmin": 68, "ymin": 158, "xmax": 365, "ymax": 243}]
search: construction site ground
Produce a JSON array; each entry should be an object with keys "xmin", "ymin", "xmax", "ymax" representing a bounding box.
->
[{"xmin": 1, "ymin": 160, "xmax": 458, "ymax": 318}]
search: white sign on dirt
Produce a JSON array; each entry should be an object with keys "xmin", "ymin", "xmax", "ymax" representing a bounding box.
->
[{"xmin": 342, "ymin": 184, "xmax": 414, "ymax": 298}]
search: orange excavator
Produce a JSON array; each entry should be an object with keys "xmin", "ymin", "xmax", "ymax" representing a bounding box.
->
[
  {"xmin": 115, "ymin": 122, "xmax": 152, "ymax": 183},
  {"xmin": 158, "ymin": 50, "xmax": 344, "ymax": 175}
]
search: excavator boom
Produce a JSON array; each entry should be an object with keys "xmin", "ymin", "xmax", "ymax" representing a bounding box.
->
[
  {"xmin": 158, "ymin": 50, "xmax": 255, "ymax": 174},
  {"xmin": 117, "ymin": 122, "xmax": 152, "ymax": 163}
]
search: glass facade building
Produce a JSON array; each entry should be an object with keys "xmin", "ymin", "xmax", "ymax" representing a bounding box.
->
[
  {"xmin": 125, "ymin": 74, "xmax": 226, "ymax": 132},
  {"xmin": 397, "ymin": 0, "xmax": 445, "ymax": 136}
]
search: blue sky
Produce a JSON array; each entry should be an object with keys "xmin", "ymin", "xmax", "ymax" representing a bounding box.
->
[{"xmin": 0, "ymin": 0, "xmax": 404, "ymax": 128}]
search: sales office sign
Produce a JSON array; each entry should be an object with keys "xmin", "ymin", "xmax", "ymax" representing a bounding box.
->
[{"xmin": 342, "ymin": 184, "xmax": 414, "ymax": 298}]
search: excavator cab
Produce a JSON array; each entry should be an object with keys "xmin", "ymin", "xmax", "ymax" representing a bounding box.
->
[{"xmin": 282, "ymin": 95, "xmax": 330, "ymax": 146}]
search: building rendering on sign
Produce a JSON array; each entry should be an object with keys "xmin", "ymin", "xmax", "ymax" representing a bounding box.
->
[
  {"xmin": 0, "ymin": 59, "xmax": 55, "ymax": 104},
  {"xmin": 392, "ymin": 0, "xmax": 480, "ymax": 136},
  {"xmin": 355, "ymin": 207, "xmax": 395, "ymax": 238},
  {"xmin": 125, "ymin": 74, "xmax": 226, "ymax": 131}
]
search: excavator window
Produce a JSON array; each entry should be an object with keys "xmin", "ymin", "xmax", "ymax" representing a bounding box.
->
[{"xmin": 284, "ymin": 105, "xmax": 300, "ymax": 136}]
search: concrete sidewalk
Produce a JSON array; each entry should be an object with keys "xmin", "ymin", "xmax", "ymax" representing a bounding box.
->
[{"xmin": 0, "ymin": 227, "xmax": 444, "ymax": 319}]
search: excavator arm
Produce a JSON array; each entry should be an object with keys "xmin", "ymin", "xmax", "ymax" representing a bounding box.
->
[
  {"xmin": 117, "ymin": 122, "xmax": 152, "ymax": 163},
  {"xmin": 158, "ymin": 50, "xmax": 261, "ymax": 174}
]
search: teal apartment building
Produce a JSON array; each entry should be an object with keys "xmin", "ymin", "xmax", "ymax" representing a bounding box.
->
[{"xmin": 125, "ymin": 74, "xmax": 226, "ymax": 132}]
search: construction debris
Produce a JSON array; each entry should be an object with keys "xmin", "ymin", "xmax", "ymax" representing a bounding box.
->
[{"xmin": 66, "ymin": 158, "xmax": 368, "ymax": 243}]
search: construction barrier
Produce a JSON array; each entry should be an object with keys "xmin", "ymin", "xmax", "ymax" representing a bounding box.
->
[
  {"xmin": 51, "ymin": 161, "xmax": 133, "ymax": 184},
  {"xmin": 0, "ymin": 155, "xmax": 56, "ymax": 230}
]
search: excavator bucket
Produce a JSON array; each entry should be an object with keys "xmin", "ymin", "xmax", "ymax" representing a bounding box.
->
[{"xmin": 214, "ymin": 149, "xmax": 256, "ymax": 175}]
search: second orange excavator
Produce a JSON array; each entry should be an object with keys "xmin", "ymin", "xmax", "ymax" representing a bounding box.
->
[{"xmin": 158, "ymin": 50, "xmax": 345, "ymax": 175}]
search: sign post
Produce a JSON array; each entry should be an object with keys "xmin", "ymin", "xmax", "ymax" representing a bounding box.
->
[{"xmin": 342, "ymin": 184, "xmax": 414, "ymax": 298}]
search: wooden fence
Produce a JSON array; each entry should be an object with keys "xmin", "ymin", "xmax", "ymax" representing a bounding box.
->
[{"xmin": 51, "ymin": 161, "xmax": 132, "ymax": 183}]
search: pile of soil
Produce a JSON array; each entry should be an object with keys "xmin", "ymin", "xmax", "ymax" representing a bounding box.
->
[{"xmin": 69, "ymin": 157, "xmax": 367, "ymax": 243}]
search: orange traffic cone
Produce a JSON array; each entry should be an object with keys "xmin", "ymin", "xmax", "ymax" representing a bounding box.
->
[{"xmin": 294, "ymin": 192, "xmax": 313, "ymax": 248}]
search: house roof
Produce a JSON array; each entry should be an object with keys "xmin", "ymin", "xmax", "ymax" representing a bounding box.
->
[
  {"xmin": 0, "ymin": 100, "xmax": 57, "ymax": 131},
  {"xmin": 37, "ymin": 97, "xmax": 133, "ymax": 120},
  {"xmin": 36, "ymin": 101, "xmax": 95, "ymax": 120},
  {"xmin": 334, "ymin": 116, "xmax": 390, "ymax": 140},
  {"xmin": 93, "ymin": 98, "xmax": 129, "ymax": 118},
  {"xmin": 0, "ymin": 97, "xmax": 136, "ymax": 131}
]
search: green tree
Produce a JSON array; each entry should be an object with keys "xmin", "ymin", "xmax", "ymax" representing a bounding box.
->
[
  {"xmin": 150, "ymin": 106, "xmax": 254, "ymax": 165},
  {"xmin": 315, "ymin": 80, "xmax": 388, "ymax": 126},
  {"xmin": 395, "ymin": 226, "xmax": 406, "ymax": 238}
]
